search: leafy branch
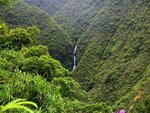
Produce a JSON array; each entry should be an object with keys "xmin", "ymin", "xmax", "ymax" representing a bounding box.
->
[{"xmin": 0, "ymin": 99, "xmax": 38, "ymax": 113}]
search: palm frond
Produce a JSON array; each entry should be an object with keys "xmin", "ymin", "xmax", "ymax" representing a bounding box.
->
[{"xmin": 0, "ymin": 99, "xmax": 38, "ymax": 113}]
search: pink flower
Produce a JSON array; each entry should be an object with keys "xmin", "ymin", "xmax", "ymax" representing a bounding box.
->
[{"xmin": 119, "ymin": 109, "xmax": 125, "ymax": 113}]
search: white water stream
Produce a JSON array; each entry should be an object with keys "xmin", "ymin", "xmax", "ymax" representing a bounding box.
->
[{"xmin": 73, "ymin": 45, "xmax": 77, "ymax": 69}]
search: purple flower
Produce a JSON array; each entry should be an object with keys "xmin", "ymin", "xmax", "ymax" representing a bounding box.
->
[{"xmin": 119, "ymin": 109, "xmax": 125, "ymax": 113}]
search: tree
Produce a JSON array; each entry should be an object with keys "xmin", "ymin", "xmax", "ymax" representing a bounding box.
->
[
  {"xmin": 0, "ymin": 0, "xmax": 11, "ymax": 5},
  {"xmin": 22, "ymin": 55, "xmax": 70, "ymax": 81},
  {"xmin": 0, "ymin": 23, "xmax": 8, "ymax": 35},
  {"xmin": 26, "ymin": 26, "xmax": 40, "ymax": 44},
  {"xmin": 24, "ymin": 45, "xmax": 49, "ymax": 58}
]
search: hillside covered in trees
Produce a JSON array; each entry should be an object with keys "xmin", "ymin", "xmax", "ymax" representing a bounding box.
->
[
  {"xmin": 0, "ymin": 0, "xmax": 150, "ymax": 113},
  {"xmin": 0, "ymin": 0, "xmax": 73, "ymax": 69}
]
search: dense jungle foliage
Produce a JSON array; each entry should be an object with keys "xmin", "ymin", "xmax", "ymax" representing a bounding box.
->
[
  {"xmin": 0, "ymin": 0, "xmax": 150, "ymax": 113},
  {"xmin": 0, "ymin": 22, "xmax": 113, "ymax": 113},
  {"xmin": 24, "ymin": 0, "xmax": 69, "ymax": 16},
  {"xmin": 0, "ymin": 0, "xmax": 73, "ymax": 69}
]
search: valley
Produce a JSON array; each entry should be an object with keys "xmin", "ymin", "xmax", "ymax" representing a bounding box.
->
[{"xmin": 0, "ymin": 0, "xmax": 150, "ymax": 113}]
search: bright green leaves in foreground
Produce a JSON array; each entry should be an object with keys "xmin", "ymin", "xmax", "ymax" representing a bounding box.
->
[{"xmin": 0, "ymin": 99, "xmax": 38, "ymax": 113}]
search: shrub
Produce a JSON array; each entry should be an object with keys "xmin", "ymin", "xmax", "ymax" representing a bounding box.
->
[
  {"xmin": 24, "ymin": 45, "xmax": 49, "ymax": 58},
  {"xmin": 22, "ymin": 55, "xmax": 69, "ymax": 81}
]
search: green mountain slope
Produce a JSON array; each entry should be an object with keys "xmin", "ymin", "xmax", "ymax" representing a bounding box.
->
[
  {"xmin": 76, "ymin": 0, "xmax": 130, "ymax": 61},
  {"xmin": 0, "ymin": 0, "xmax": 73, "ymax": 69},
  {"xmin": 24, "ymin": 0, "xmax": 69, "ymax": 16},
  {"xmin": 54, "ymin": 0, "xmax": 106, "ymax": 37},
  {"xmin": 74, "ymin": 0, "xmax": 150, "ymax": 112},
  {"xmin": 24, "ymin": 0, "xmax": 101, "ymax": 37}
]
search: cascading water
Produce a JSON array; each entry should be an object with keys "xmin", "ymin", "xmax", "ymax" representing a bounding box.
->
[
  {"xmin": 73, "ymin": 56, "xmax": 76, "ymax": 69},
  {"xmin": 73, "ymin": 45, "xmax": 77, "ymax": 69}
]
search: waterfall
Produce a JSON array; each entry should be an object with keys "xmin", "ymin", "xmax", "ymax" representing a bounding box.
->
[
  {"xmin": 74, "ymin": 45, "xmax": 77, "ymax": 54},
  {"xmin": 73, "ymin": 56, "xmax": 76, "ymax": 69},
  {"xmin": 73, "ymin": 45, "xmax": 77, "ymax": 69}
]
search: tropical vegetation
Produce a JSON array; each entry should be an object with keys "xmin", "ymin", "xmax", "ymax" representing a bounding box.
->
[{"xmin": 0, "ymin": 0, "xmax": 149, "ymax": 113}]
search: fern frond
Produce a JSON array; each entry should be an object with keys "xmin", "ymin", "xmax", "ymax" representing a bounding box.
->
[{"xmin": 0, "ymin": 99, "xmax": 38, "ymax": 113}]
